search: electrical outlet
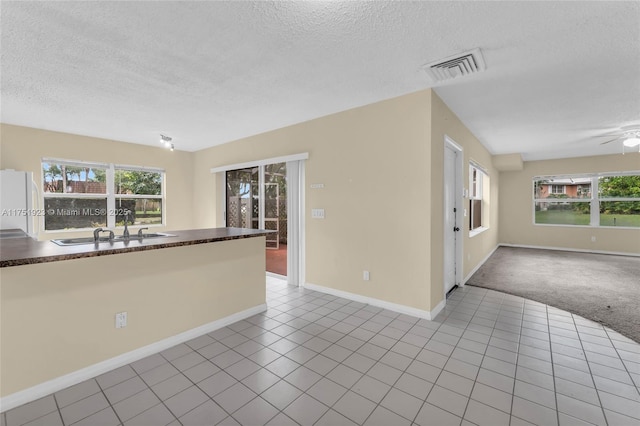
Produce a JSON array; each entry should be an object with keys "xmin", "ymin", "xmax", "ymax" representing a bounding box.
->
[
  {"xmin": 363, "ymin": 270, "xmax": 370, "ymax": 281},
  {"xmin": 591, "ymin": 236, "xmax": 596, "ymax": 242},
  {"xmin": 115, "ymin": 312, "xmax": 127, "ymax": 328}
]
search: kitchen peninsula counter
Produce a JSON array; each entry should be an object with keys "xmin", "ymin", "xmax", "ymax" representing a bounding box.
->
[
  {"xmin": 0, "ymin": 227, "xmax": 273, "ymax": 267},
  {"xmin": 1, "ymin": 227, "xmax": 270, "ymax": 401}
]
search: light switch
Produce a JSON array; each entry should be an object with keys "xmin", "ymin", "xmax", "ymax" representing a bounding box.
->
[
  {"xmin": 311, "ymin": 209, "xmax": 325, "ymax": 219},
  {"xmin": 310, "ymin": 183, "xmax": 325, "ymax": 189},
  {"xmin": 115, "ymin": 312, "xmax": 127, "ymax": 328}
]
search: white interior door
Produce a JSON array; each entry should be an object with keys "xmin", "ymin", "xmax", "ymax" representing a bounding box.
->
[{"xmin": 444, "ymin": 145, "xmax": 459, "ymax": 293}]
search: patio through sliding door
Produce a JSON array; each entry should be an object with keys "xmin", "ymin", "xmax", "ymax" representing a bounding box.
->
[
  {"xmin": 225, "ymin": 167, "xmax": 259, "ymax": 230},
  {"xmin": 225, "ymin": 163, "xmax": 287, "ymax": 276}
]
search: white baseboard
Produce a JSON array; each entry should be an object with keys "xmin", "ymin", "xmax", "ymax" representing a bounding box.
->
[
  {"xmin": 0, "ymin": 303, "xmax": 267, "ymax": 413},
  {"xmin": 498, "ymin": 243, "xmax": 640, "ymax": 258},
  {"xmin": 430, "ymin": 299, "xmax": 446, "ymax": 320},
  {"xmin": 462, "ymin": 245, "xmax": 499, "ymax": 284},
  {"xmin": 303, "ymin": 283, "xmax": 442, "ymax": 320},
  {"xmin": 266, "ymin": 272, "xmax": 287, "ymax": 280}
]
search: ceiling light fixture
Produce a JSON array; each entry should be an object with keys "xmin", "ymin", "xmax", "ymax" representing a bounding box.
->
[
  {"xmin": 623, "ymin": 136, "xmax": 640, "ymax": 147},
  {"xmin": 159, "ymin": 134, "xmax": 174, "ymax": 151}
]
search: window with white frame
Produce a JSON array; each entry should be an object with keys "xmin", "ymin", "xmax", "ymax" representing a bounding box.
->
[
  {"xmin": 42, "ymin": 159, "xmax": 164, "ymax": 231},
  {"xmin": 114, "ymin": 166, "xmax": 164, "ymax": 227},
  {"xmin": 551, "ymin": 184, "xmax": 565, "ymax": 194},
  {"xmin": 533, "ymin": 172, "xmax": 640, "ymax": 227},
  {"xmin": 469, "ymin": 163, "xmax": 488, "ymax": 232}
]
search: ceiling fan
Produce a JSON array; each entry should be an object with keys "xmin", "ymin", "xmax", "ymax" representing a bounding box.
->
[{"xmin": 596, "ymin": 125, "xmax": 640, "ymax": 153}]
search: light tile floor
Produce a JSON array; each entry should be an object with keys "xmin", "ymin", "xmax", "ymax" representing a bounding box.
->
[{"xmin": 3, "ymin": 277, "xmax": 640, "ymax": 426}]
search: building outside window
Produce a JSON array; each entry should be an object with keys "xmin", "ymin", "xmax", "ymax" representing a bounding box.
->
[{"xmin": 533, "ymin": 173, "xmax": 639, "ymax": 227}]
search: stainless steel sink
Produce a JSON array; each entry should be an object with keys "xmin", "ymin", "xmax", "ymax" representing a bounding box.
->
[
  {"xmin": 51, "ymin": 233, "xmax": 176, "ymax": 246},
  {"xmin": 137, "ymin": 233, "xmax": 175, "ymax": 239}
]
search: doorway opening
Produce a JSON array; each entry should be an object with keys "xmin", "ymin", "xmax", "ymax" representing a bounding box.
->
[{"xmin": 225, "ymin": 163, "xmax": 288, "ymax": 277}]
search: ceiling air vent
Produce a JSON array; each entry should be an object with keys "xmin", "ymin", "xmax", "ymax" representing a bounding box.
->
[{"xmin": 423, "ymin": 48, "xmax": 486, "ymax": 83}]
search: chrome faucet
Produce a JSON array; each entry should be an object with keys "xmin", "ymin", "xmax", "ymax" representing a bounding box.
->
[
  {"xmin": 137, "ymin": 227, "xmax": 148, "ymax": 238},
  {"xmin": 123, "ymin": 210, "xmax": 131, "ymax": 239},
  {"xmin": 93, "ymin": 227, "xmax": 115, "ymax": 242}
]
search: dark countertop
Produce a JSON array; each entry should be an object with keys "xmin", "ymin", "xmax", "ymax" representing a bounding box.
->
[{"xmin": 0, "ymin": 228, "xmax": 273, "ymax": 268}]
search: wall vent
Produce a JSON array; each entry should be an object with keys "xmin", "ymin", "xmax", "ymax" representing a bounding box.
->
[{"xmin": 423, "ymin": 48, "xmax": 486, "ymax": 83}]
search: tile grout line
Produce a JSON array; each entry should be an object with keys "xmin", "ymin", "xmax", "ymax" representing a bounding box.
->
[
  {"xmin": 354, "ymin": 306, "xmax": 440, "ymax": 425},
  {"xmin": 160, "ymin": 345, "xmax": 241, "ymax": 425},
  {"xmin": 482, "ymin": 290, "xmax": 524, "ymax": 424},
  {"xmin": 411, "ymin": 287, "xmax": 489, "ymax": 425},
  {"xmin": 309, "ymin": 289, "xmax": 459, "ymax": 424},
  {"xmin": 288, "ymin": 290, "xmax": 399, "ymax": 424},
  {"xmin": 106, "ymin": 290, "xmax": 632, "ymax": 426},
  {"xmin": 253, "ymin": 309, "xmax": 333, "ymax": 426},
  {"xmin": 504, "ymin": 292, "xmax": 525, "ymax": 426},
  {"xmin": 238, "ymin": 287, "xmax": 393, "ymax": 424},
  {"xmin": 572, "ymin": 313, "xmax": 622, "ymax": 425},
  {"xmin": 546, "ymin": 304, "xmax": 564, "ymax": 426},
  {"xmin": 111, "ymin": 302, "xmax": 300, "ymax": 426},
  {"xmin": 50, "ymin": 389, "xmax": 66, "ymax": 426},
  {"xmin": 8, "ymin": 281, "xmax": 640, "ymax": 426},
  {"xmin": 11, "ymin": 285, "xmax": 394, "ymax": 426},
  {"xmin": 311, "ymin": 302, "xmax": 427, "ymax": 424},
  {"xmin": 508, "ymin": 298, "xmax": 541, "ymax": 426},
  {"xmin": 601, "ymin": 325, "xmax": 640, "ymax": 398},
  {"xmin": 11, "ymin": 287, "xmax": 467, "ymax": 425},
  {"xmin": 203, "ymin": 286, "xmax": 324, "ymax": 424},
  {"xmin": 93, "ymin": 379, "xmax": 126, "ymax": 426},
  {"xmin": 222, "ymin": 289, "xmax": 339, "ymax": 425},
  {"xmin": 450, "ymin": 288, "xmax": 498, "ymax": 425},
  {"xmin": 521, "ymin": 325, "xmax": 638, "ymax": 392},
  {"xmin": 123, "ymin": 357, "xmax": 185, "ymax": 425}
]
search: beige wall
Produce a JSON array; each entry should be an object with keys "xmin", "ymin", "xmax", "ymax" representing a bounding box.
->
[
  {"xmin": 499, "ymin": 154, "xmax": 640, "ymax": 254},
  {"xmin": 0, "ymin": 237, "xmax": 266, "ymax": 396},
  {"xmin": 193, "ymin": 90, "xmax": 499, "ymax": 313},
  {"xmin": 0, "ymin": 92, "xmax": 500, "ymax": 399},
  {"xmin": 6, "ymin": 89, "xmax": 639, "ymax": 401},
  {"xmin": 194, "ymin": 91, "xmax": 434, "ymax": 311},
  {"xmin": 430, "ymin": 92, "xmax": 500, "ymax": 308},
  {"xmin": 0, "ymin": 124, "xmax": 195, "ymax": 239},
  {"xmin": 0, "ymin": 90, "xmax": 512, "ymax": 317}
]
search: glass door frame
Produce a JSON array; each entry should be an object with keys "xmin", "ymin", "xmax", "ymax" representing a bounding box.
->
[{"xmin": 214, "ymin": 153, "xmax": 308, "ymax": 286}]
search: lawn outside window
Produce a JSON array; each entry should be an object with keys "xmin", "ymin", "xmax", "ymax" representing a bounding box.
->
[
  {"xmin": 533, "ymin": 172, "xmax": 640, "ymax": 228},
  {"xmin": 42, "ymin": 158, "xmax": 165, "ymax": 231}
]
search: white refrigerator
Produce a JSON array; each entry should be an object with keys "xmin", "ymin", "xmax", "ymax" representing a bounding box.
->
[{"xmin": 0, "ymin": 170, "xmax": 38, "ymax": 236}]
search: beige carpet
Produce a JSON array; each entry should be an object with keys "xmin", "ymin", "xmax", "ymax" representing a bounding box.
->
[{"xmin": 466, "ymin": 246, "xmax": 640, "ymax": 343}]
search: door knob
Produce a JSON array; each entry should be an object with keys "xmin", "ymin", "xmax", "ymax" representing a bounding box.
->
[{"xmin": 454, "ymin": 227, "xmax": 460, "ymax": 232}]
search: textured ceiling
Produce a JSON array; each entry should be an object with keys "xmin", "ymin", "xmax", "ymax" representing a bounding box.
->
[{"xmin": 1, "ymin": 1, "xmax": 639, "ymax": 160}]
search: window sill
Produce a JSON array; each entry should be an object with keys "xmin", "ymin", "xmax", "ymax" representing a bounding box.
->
[
  {"xmin": 533, "ymin": 223, "xmax": 640, "ymax": 230},
  {"xmin": 469, "ymin": 226, "xmax": 489, "ymax": 238}
]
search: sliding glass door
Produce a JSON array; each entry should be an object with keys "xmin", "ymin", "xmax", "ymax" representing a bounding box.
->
[
  {"xmin": 225, "ymin": 167, "xmax": 259, "ymax": 229},
  {"xmin": 226, "ymin": 163, "xmax": 287, "ymax": 276}
]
